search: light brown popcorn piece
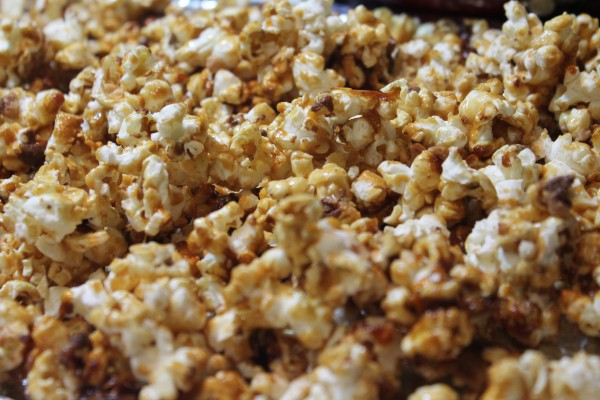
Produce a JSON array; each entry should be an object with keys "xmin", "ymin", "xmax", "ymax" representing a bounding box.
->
[
  {"xmin": 408, "ymin": 384, "xmax": 459, "ymax": 400},
  {"xmin": 0, "ymin": 298, "xmax": 35, "ymax": 377},
  {"xmin": 0, "ymin": 17, "xmax": 44, "ymax": 87},
  {"xmin": 26, "ymin": 349, "xmax": 80, "ymax": 400},
  {"xmin": 70, "ymin": 243, "xmax": 210, "ymax": 400},
  {"xmin": 194, "ymin": 370, "xmax": 249, "ymax": 400},
  {"xmin": 482, "ymin": 351, "xmax": 600, "ymax": 400},
  {"xmin": 401, "ymin": 307, "xmax": 474, "ymax": 361},
  {"xmin": 281, "ymin": 336, "xmax": 384, "ymax": 400},
  {"xmin": 561, "ymin": 290, "xmax": 600, "ymax": 337},
  {"xmin": 389, "ymin": 233, "xmax": 461, "ymax": 307}
]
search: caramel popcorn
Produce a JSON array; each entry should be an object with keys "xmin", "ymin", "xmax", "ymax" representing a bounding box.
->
[
  {"xmin": 1, "ymin": 0, "xmax": 600, "ymax": 398},
  {"xmin": 482, "ymin": 351, "xmax": 600, "ymax": 400},
  {"xmin": 408, "ymin": 384, "xmax": 459, "ymax": 400}
]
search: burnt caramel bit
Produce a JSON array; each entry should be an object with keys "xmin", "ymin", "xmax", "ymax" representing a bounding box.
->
[
  {"xmin": 459, "ymin": 23, "xmax": 473, "ymax": 60},
  {"xmin": 501, "ymin": 152, "xmax": 512, "ymax": 168},
  {"xmin": 450, "ymin": 225, "xmax": 472, "ymax": 252},
  {"xmin": 539, "ymin": 110, "xmax": 562, "ymax": 139},
  {"xmin": 310, "ymin": 93, "xmax": 334, "ymax": 113},
  {"xmin": 60, "ymin": 290, "xmax": 75, "ymax": 318},
  {"xmin": 540, "ymin": 175, "xmax": 574, "ymax": 217},
  {"xmin": 226, "ymin": 114, "xmax": 243, "ymax": 126},
  {"xmin": 495, "ymin": 298, "xmax": 543, "ymax": 345},
  {"xmin": 19, "ymin": 142, "xmax": 46, "ymax": 167},
  {"xmin": 321, "ymin": 197, "xmax": 342, "ymax": 218},
  {"xmin": 206, "ymin": 184, "xmax": 238, "ymax": 211},
  {"xmin": 249, "ymin": 329, "xmax": 280, "ymax": 372},
  {"xmin": 60, "ymin": 333, "xmax": 92, "ymax": 373},
  {"xmin": 80, "ymin": 379, "xmax": 140, "ymax": 400},
  {"xmin": 472, "ymin": 143, "xmax": 494, "ymax": 158}
]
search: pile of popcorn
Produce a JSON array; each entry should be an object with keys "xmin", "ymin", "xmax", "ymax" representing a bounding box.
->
[{"xmin": 2, "ymin": 0, "xmax": 600, "ymax": 398}]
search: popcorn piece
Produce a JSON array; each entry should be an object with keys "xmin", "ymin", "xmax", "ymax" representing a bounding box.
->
[
  {"xmin": 176, "ymin": 27, "xmax": 229, "ymax": 69},
  {"xmin": 465, "ymin": 207, "xmax": 568, "ymax": 288},
  {"xmin": 140, "ymin": 80, "xmax": 173, "ymax": 113},
  {"xmin": 350, "ymin": 170, "xmax": 387, "ymax": 209},
  {"xmin": 533, "ymin": 132, "xmax": 600, "ymax": 178},
  {"xmin": 480, "ymin": 145, "xmax": 540, "ymax": 205},
  {"xmin": 55, "ymin": 42, "xmax": 97, "ymax": 70},
  {"xmin": 308, "ymin": 163, "xmax": 351, "ymax": 200},
  {"xmin": 292, "ymin": 52, "xmax": 345, "ymax": 96},
  {"xmin": 121, "ymin": 155, "xmax": 177, "ymax": 236},
  {"xmin": 440, "ymin": 147, "xmax": 497, "ymax": 210},
  {"xmin": 0, "ymin": 299, "xmax": 34, "ymax": 374},
  {"xmin": 213, "ymin": 69, "xmax": 244, "ymax": 105},
  {"xmin": 550, "ymin": 66, "xmax": 600, "ymax": 121},
  {"xmin": 408, "ymin": 384, "xmax": 459, "ymax": 400},
  {"xmin": 43, "ymin": 17, "xmax": 83, "ymax": 51},
  {"xmin": 459, "ymin": 82, "xmax": 515, "ymax": 156},
  {"xmin": 26, "ymin": 349, "xmax": 79, "ymax": 400},
  {"xmin": 281, "ymin": 338, "xmax": 383, "ymax": 400},
  {"xmin": 0, "ymin": 17, "xmax": 43, "ymax": 87},
  {"xmin": 559, "ymin": 108, "xmax": 592, "ymax": 141},
  {"xmin": 378, "ymin": 160, "xmax": 411, "ymax": 194},
  {"xmin": 71, "ymin": 243, "xmax": 210, "ymax": 400},
  {"xmin": 482, "ymin": 351, "xmax": 600, "ymax": 400},
  {"xmin": 561, "ymin": 291, "xmax": 600, "ymax": 337},
  {"xmin": 384, "ymin": 227, "xmax": 462, "ymax": 329},
  {"xmin": 404, "ymin": 115, "xmax": 467, "ymax": 148},
  {"xmin": 151, "ymin": 103, "xmax": 204, "ymax": 144},
  {"xmin": 3, "ymin": 179, "xmax": 97, "ymax": 265},
  {"xmin": 401, "ymin": 308, "xmax": 474, "ymax": 361}
]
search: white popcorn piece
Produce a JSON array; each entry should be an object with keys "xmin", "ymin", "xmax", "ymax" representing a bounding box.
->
[
  {"xmin": 480, "ymin": 145, "xmax": 540, "ymax": 205},
  {"xmin": 213, "ymin": 69, "xmax": 244, "ymax": 105},
  {"xmin": 550, "ymin": 66, "xmax": 600, "ymax": 121},
  {"xmin": 292, "ymin": 52, "xmax": 344, "ymax": 96}
]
